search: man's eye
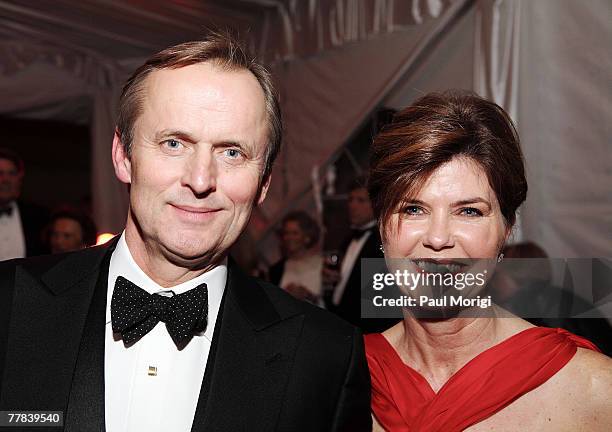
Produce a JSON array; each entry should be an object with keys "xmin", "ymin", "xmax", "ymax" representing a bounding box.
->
[
  {"xmin": 460, "ymin": 207, "xmax": 483, "ymax": 217},
  {"xmin": 224, "ymin": 148, "xmax": 242, "ymax": 158},
  {"xmin": 162, "ymin": 139, "xmax": 182, "ymax": 150}
]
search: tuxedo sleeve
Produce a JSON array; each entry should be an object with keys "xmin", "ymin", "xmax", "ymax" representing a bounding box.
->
[
  {"xmin": 330, "ymin": 327, "xmax": 372, "ymax": 432},
  {"xmin": 0, "ymin": 260, "xmax": 17, "ymax": 393}
]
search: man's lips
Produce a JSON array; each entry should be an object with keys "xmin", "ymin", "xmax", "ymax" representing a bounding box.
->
[
  {"xmin": 172, "ymin": 204, "xmax": 220, "ymax": 212},
  {"xmin": 169, "ymin": 204, "xmax": 223, "ymax": 217}
]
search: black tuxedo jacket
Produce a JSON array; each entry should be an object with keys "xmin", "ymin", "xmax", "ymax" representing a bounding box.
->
[
  {"xmin": 0, "ymin": 240, "xmax": 371, "ymax": 431},
  {"xmin": 327, "ymin": 228, "xmax": 397, "ymax": 334},
  {"xmin": 17, "ymin": 200, "xmax": 50, "ymax": 257}
]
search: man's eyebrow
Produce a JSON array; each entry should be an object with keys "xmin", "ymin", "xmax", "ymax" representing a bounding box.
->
[
  {"xmin": 153, "ymin": 130, "xmax": 257, "ymax": 155},
  {"xmin": 154, "ymin": 129, "xmax": 198, "ymax": 143},
  {"xmin": 214, "ymin": 140, "xmax": 255, "ymax": 155}
]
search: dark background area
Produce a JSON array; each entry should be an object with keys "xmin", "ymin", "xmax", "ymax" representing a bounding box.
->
[{"xmin": 0, "ymin": 116, "xmax": 91, "ymax": 212}]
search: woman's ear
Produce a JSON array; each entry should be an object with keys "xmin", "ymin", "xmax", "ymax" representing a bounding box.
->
[{"xmin": 112, "ymin": 130, "xmax": 132, "ymax": 184}]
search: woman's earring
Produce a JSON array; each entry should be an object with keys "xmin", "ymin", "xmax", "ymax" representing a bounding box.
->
[
  {"xmin": 379, "ymin": 244, "xmax": 385, "ymax": 253},
  {"xmin": 497, "ymin": 253, "xmax": 504, "ymax": 263}
]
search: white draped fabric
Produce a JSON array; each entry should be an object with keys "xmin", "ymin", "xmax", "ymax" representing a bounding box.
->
[{"xmin": 473, "ymin": 0, "xmax": 611, "ymax": 257}]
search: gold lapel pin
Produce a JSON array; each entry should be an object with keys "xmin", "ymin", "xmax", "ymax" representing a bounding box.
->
[{"xmin": 148, "ymin": 366, "xmax": 157, "ymax": 376}]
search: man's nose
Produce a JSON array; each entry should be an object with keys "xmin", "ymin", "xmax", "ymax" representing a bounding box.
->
[
  {"xmin": 422, "ymin": 214, "xmax": 454, "ymax": 251},
  {"xmin": 181, "ymin": 150, "xmax": 217, "ymax": 197}
]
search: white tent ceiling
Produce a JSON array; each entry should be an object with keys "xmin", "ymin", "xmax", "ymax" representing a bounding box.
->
[{"xmin": 1, "ymin": 0, "xmax": 463, "ymax": 236}]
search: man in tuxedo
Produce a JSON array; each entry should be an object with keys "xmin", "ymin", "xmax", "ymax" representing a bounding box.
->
[
  {"xmin": 0, "ymin": 33, "xmax": 370, "ymax": 431},
  {"xmin": 0, "ymin": 148, "xmax": 49, "ymax": 260},
  {"xmin": 325, "ymin": 179, "xmax": 397, "ymax": 333}
]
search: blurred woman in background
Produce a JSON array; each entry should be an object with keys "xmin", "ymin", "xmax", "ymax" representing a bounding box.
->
[
  {"xmin": 268, "ymin": 210, "xmax": 324, "ymax": 305},
  {"xmin": 47, "ymin": 207, "xmax": 97, "ymax": 254}
]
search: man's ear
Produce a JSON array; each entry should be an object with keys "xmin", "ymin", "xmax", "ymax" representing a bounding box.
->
[
  {"xmin": 256, "ymin": 173, "xmax": 272, "ymax": 206},
  {"xmin": 112, "ymin": 130, "xmax": 132, "ymax": 184}
]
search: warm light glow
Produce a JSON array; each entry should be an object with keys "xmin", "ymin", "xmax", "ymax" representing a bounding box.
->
[{"xmin": 96, "ymin": 233, "xmax": 116, "ymax": 245}]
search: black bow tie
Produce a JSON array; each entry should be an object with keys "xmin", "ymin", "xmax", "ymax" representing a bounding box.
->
[
  {"xmin": 111, "ymin": 276, "xmax": 208, "ymax": 346},
  {"xmin": 0, "ymin": 206, "xmax": 13, "ymax": 217}
]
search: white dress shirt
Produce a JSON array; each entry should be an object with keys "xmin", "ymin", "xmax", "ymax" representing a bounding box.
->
[
  {"xmin": 104, "ymin": 233, "xmax": 226, "ymax": 432},
  {"xmin": 332, "ymin": 220, "xmax": 377, "ymax": 305},
  {"xmin": 279, "ymin": 254, "xmax": 324, "ymax": 306},
  {"xmin": 0, "ymin": 201, "xmax": 26, "ymax": 261}
]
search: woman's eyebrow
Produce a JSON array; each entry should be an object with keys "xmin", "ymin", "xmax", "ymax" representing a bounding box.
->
[{"xmin": 452, "ymin": 197, "xmax": 492, "ymax": 209}]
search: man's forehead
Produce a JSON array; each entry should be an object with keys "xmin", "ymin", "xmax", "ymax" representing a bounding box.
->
[
  {"xmin": 137, "ymin": 63, "xmax": 268, "ymax": 142},
  {"xmin": 144, "ymin": 62, "xmax": 264, "ymax": 103}
]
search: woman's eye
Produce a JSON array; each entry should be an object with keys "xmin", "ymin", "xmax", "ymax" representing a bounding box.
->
[
  {"xmin": 404, "ymin": 205, "xmax": 423, "ymax": 215},
  {"xmin": 460, "ymin": 207, "xmax": 483, "ymax": 217}
]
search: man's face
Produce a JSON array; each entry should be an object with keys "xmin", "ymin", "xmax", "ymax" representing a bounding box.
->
[
  {"xmin": 0, "ymin": 158, "xmax": 23, "ymax": 207},
  {"xmin": 49, "ymin": 217, "xmax": 85, "ymax": 254},
  {"xmin": 112, "ymin": 63, "xmax": 270, "ymax": 266},
  {"xmin": 348, "ymin": 187, "xmax": 374, "ymax": 227}
]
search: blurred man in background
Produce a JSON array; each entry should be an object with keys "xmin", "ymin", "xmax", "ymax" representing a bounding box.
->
[
  {"xmin": 325, "ymin": 177, "xmax": 396, "ymax": 332},
  {"xmin": 0, "ymin": 148, "xmax": 48, "ymax": 260}
]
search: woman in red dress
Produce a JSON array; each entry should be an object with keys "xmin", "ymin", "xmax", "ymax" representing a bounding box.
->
[{"xmin": 365, "ymin": 91, "xmax": 612, "ymax": 431}]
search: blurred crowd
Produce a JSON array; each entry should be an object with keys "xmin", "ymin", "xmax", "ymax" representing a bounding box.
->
[{"xmin": 0, "ymin": 147, "xmax": 97, "ymax": 261}]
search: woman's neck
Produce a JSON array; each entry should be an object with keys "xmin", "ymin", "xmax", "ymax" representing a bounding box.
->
[{"xmin": 393, "ymin": 315, "xmax": 502, "ymax": 392}]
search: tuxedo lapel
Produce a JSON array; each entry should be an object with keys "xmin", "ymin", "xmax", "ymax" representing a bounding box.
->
[
  {"xmin": 191, "ymin": 262, "xmax": 304, "ymax": 432},
  {"xmin": 0, "ymin": 240, "xmax": 116, "ymax": 428},
  {"xmin": 64, "ymin": 249, "xmax": 112, "ymax": 432}
]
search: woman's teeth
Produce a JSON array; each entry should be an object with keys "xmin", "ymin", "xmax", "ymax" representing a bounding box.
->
[{"xmin": 414, "ymin": 260, "xmax": 462, "ymax": 273}]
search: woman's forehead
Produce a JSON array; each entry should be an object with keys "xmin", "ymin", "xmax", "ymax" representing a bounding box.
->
[{"xmin": 413, "ymin": 158, "xmax": 496, "ymax": 202}]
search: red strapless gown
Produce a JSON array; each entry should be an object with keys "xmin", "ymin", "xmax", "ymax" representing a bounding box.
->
[{"xmin": 365, "ymin": 327, "xmax": 599, "ymax": 432}]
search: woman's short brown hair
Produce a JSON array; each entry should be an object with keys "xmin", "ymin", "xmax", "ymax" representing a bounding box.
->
[{"xmin": 368, "ymin": 91, "xmax": 527, "ymax": 237}]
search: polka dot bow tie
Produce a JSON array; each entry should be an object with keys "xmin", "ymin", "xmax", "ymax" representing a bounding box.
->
[{"xmin": 111, "ymin": 276, "xmax": 208, "ymax": 346}]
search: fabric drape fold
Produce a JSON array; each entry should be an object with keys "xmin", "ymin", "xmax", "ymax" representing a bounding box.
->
[{"xmin": 366, "ymin": 327, "xmax": 599, "ymax": 431}]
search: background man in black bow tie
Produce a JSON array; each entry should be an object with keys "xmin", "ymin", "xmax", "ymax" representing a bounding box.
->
[
  {"xmin": 324, "ymin": 178, "xmax": 397, "ymax": 333},
  {"xmin": 0, "ymin": 33, "xmax": 370, "ymax": 431},
  {"xmin": 0, "ymin": 148, "xmax": 49, "ymax": 260}
]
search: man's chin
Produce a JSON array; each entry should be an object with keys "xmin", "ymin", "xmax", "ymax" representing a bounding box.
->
[{"xmin": 159, "ymin": 237, "xmax": 224, "ymax": 266}]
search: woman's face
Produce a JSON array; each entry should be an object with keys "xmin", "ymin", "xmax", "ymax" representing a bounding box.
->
[
  {"xmin": 281, "ymin": 220, "xmax": 309, "ymax": 257},
  {"xmin": 383, "ymin": 157, "xmax": 508, "ymax": 260}
]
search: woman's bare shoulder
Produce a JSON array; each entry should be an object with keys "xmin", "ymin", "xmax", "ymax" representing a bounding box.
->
[
  {"xmin": 566, "ymin": 347, "xmax": 612, "ymax": 382},
  {"xmin": 558, "ymin": 348, "xmax": 612, "ymax": 428}
]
